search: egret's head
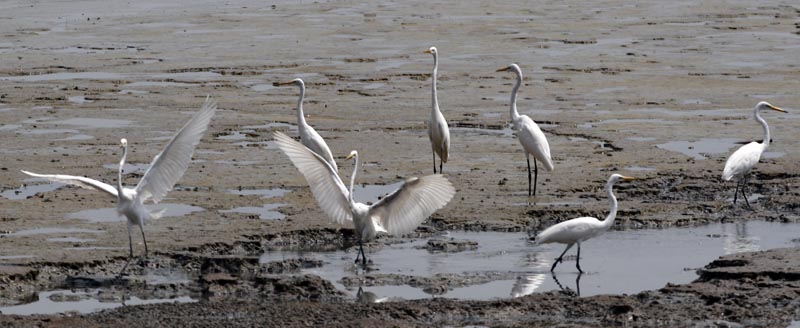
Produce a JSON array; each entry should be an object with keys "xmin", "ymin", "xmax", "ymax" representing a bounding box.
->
[
  {"xmin": 609, "ymin": 174, "xmax": 635, "ymax": 184},
  {"xmin": 424, "ymin": 46, "xmax": 437, "ymax": 55},
  {"xmin": 756, "ymin": 101, "xmax": 787, "ymax": 113},
  {"xmin": 496, "ymin": 63, "xmax": 521, "ymax": 74},
  {"xmin": 273, "ymin": 78, "xmax": 304, "ymax": 88},
  {"xmin": 345, "ymin": 150, "xmax": 358, "ymax": 161},
  {"xmin": 119, "ymin": 138, "xmax": 128, "ymax": 149}
]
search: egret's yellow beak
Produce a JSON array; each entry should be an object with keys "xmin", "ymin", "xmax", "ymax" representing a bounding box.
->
[
  {"xmin": 345, "ymin": 153, "xmax": 355, "ymax": 160},
  {"xmin": 424, "ymin": 49, "xmax": 432, "ymax": 54},
  {"xmin": 767, "ymin": 104, "xmax": 787, "ymax": 113},
  {"xmin": 622, "ymin": 176, "xmax": 636, "ymax": 181},
  {"xmin": 496, "ymin": 66, "xmax": 511, "ymax": 72},
  {"xmin": 273, "ymin": 80, "xmax": 294, "ymax": 87}
]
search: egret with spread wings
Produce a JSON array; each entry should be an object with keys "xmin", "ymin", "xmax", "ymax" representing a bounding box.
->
[
  {"xmin": 274, "ymin": 131, "xmax": 456, "ymax": 266},
  {"xmin": 22, "ymin": 97, "xmax": 216, "ymax": 276}
]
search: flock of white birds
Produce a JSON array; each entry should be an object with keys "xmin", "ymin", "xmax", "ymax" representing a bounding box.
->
[{"xmin": 20, "ymin": 46, "xmax": 787, "ymax": 276}]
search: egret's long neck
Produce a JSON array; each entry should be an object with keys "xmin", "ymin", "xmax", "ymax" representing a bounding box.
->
[
  {"xmin": 431, "ymin": 53, "xmax": 439, "ymax": 114},
  {"xmin": 754, "ymin": 107, "xmax": 770, "ymax": 148},
  {"xmin": 510, "ymin": 70, "xmax": 522, "ymax": 122},
  {"xmin": 117, "ymin": 145, "xmax": 127, "ymax": 194},
  {"xmin": 296, "ymin": 83, "xmax": 307, "ymax": 128},
  {"xmin": 602, "ymin": 180, "xmax": 619, "ymax": 230},
  {"xmin": 348, "ymin": 154, "xmax": 359, "ymax": 207}
]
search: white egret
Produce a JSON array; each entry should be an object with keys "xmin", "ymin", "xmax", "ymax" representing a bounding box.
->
[
  {"xmin": 274, "ymin": 78, "xmax": 338, "ymax": 172},
  {"xmin": 22, "ymin": 98, "xmax": 217, "ymax": 276},
  {"xmin": 535, "ymin": 174, "xmax": 634, "ymax": 273},
  {"xmin": 497, "ymin": 64, "xmax": 554, "ymax": 196},
  {"xmin": 273, "ymin": 131, "xmax": 456, "ymax": 265},
  {"xmin": 424, "ymin": 46, "xmax": 450, "ymax": 174},
  {"xmin": 722, "ymin": 101, "xmax": 786, "ymax": 208}
]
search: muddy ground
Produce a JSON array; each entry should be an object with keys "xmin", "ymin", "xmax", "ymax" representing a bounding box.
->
[{"xmin": 0, "ymin": 0, "xmax": 799, "ymax": 326}]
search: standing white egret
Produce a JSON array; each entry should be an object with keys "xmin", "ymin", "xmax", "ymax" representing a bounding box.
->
[
  {"xmin": 424, "ymin": 46, "xmax": 450, "ymax": 174},
  {"xmin": 273, "ymin": 131, "xmax": 456, "ymax": 266},
  {"xmin": 535, "ymin": 174, "xmax": 634, "ymax": 273},
  {"xmin": 722, "ymin": 101, "xmax": 787, "ymax": 208},
  {"xmin": 22, "ymin": 98, "xmax": 217, "ymax": 276},
  {"xmin": 497, "ymin": 64, "xmax": 554, "ymax": 196},
  {"xmin": 273, "ymin": 78, "xmax": 338, "ymax": 172}
]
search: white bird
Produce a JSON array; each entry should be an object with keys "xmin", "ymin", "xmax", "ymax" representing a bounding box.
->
[
  {"xmin": 722, "ymin": 101, "xmax": 786, "ymax": 208},
  {"xmin": 274, "ymin": 78, "xmax": 338, "ymax": 172},
  {"xmin": 535, "ymin": 174, "xmax": 634, "ymax": 273},
  {"xmin": 497, "ymin": 64, "xmax": 554, "ymax": 196},
  {"xmin": 273, "ymin": 131, "xmax": 456, "ymax": 265},
  {"xmin": 22, "ymin": 98, "xmax": 217, "ymax": 276},
  {"xmin": 424, "ymin": 46, "xmax": 450, "ymax": 174}
]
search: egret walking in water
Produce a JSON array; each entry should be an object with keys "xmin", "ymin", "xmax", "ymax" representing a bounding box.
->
[
  {"xmin": 424, "ymin": 46, "xmax": 450, "ymax": 174},
  {"xmin": 22, "ymin": 98, "xmax": 217, "ymax": 276},
  {"xmin": 274, "ymin": 132, "xmax": 455, "ymax": 266},
  {"xmin": 274, "ymin": 78, "xmax": 338, "ymax": 172},
  {"xmin": 535, "ymin": 174, "xmax": 634, "ymax": 273},
  {"xmin": 722, "ymin": 101, "xmax": 786, "ymax": 209},
  {"xmin": 497, "ymin": 64, "xmax": 553, "ymax": 196}
]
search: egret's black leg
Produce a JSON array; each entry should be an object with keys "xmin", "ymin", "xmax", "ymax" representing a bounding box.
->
[
  {"xmin": 439, "ymin": 158, "xmax": 443, "ymax": 174},
  {"xmin": 740, "ymin": 176, "xmax": 752, "ymax": 210},
  {"xmin": 533, "ymin": 158, "xmax": 539, "ymax": 196},
  {"xmin": 360, "ymin": 243, "xmax": 367, "ymax": 266},
  {"xmin": 526, "ymin": 155, "xmax": 532, "ymax": 197},
  {"xmin": 733, "ymin": 179, "xmax": 741, "ymax": 204},
  {"xmin": 432, "ymin": 151, "xmax": 437, "ymax": 174},
  {"xmin": 138, "ymin": 223, "xmax": 149, "ymax": 266},
  {"xmin": 551, "ymin": 243, "xmax": 574, "ymax": 272},
  {"xmin": 354, "ymin": 240, "xmax": 363, "ymax": 264},
  {"xmin": 575, "ymin": 243, "xmax": 583, "ymax": 273},
  {"xmin": 575, "ymin": 272, "xmax": 583, "ymax": 297},
  {"xmin": 117, "ymin": 223, "xmax": 134, "ymax": 278}
]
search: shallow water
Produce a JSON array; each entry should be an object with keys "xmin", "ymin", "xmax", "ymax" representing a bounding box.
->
[
  {"xmin": 227, "ymin": 187, "xmax": 290, "ymax": 198},
  {"xmin": 220, "ymin": 203, "xmax": 286, "ymax": 220},
  {"xmin": 5, "ymin": 227, "xmax": 104, "ymax": 237},
  {"xmin": 1, "ymin": 181, "xmax": 65, "ymax": 200},
  {"xmin": 260, "ymin": 221, "xmax": 800, "ymax": 300},
  {"xmin": 0, "ymin": 289, "xmax": 196, "ymax": 315},
  {"xmin": 656, "ymin": 138, "xmax": 739, "ymax": 160},
  {"xmin": 352, "ymin": 182, "xmax": 404, "ymax": 204},
  {"xmin": 66, "ymin": 204, "xmax": 205, "ymax": 223}
]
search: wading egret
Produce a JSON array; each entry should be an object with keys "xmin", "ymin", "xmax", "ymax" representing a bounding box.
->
[
  {"xmin": 722, "ymin": 101, "xmax": 786, "ymax": 208},
  {"xmin": 497, "ymin": 64, "xmax": 553, "ymax": 196},
  {"xmin": 424, "ymin": 46, "xmax": 450, "ymax": 174},
  {"xmin": 535, "ymin": 174, "xmax": 634, "ymax": 273},
  {"xmin": 274, "ymin": 78, "xmax": 338, "ymax": 172},
  {"xmin": 274, "ymin": 131, "xmax": 455, "ymax": 266},
  {"xmin": 22, "ymin": 98, "xmax": 217, "ymax": 276}
]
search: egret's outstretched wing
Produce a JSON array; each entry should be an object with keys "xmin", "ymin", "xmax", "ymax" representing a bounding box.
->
[
  {"xmin": 21, "ymin": 170, "xmax": 118, "ymax": 197},
  {"xmin": 136, "ymin": 97, "xmax": 217, "ymax": 203},
  {"xmin": 274, "ymin": 131, "xmax": 352, "ymax": 224},
  {"xmin": 369, "ymin": 174, "xmax": 455, "ymax": 235}
]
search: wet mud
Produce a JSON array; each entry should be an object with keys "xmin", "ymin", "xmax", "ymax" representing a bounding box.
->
[{"xmin": 1, "ymin": 0, "xmax": 800, "ymax": 326}]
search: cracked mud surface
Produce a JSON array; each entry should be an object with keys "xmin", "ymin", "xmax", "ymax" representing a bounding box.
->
[{"xmin": 1, "ymin": 0, "xmax": 799, "ymax": 326}]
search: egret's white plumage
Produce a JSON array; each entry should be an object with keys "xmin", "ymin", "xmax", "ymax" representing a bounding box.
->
[
  {"xmin": 721, "ymin": 101, "xmax": 786, "ymax": 208},
  {"xmin": 497, "ymin": 64, "xmax": 553, "ymax": 196},
  {"xmin": 535, "ymin": 174, "xmax": 634, "ymax": 273},
  {"xmin": 424, "ymin": 46, "xmax": 450, "ymax": 174},
  {"xmin": 274, "ymin": 131, "xmax": 456, "ymax": 265},
  {"xmin": 22, "ymin": 98, "xmax": 217, "ymax": 276},
  {"xmin": 274, "ymin": 78, "xmax": 338, "ymax": 172}
]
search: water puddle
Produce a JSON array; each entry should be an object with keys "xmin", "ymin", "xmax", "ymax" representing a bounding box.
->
[
  {"xmin": 50, "ymin": 118, "xmax": 132, "ymax": 129},
  {"xmin": 67, "ymin": 96, "xmax": 93, "ymax": 104},
  {"xmin": 623, "ymin": 166, "xmax": 656, "ymax": 172},
  {"xmin": 250, "ymin": 84, "xmax": 275, "ymax": 92},
  {"xmin": 220, "ymin": 203, "xmax": 287, "ymax": 220},
  {"xmin": 118, "ymin": 89, "xmax": 149, "ymax": 95},
  {"xmin": 124, "ymin": 81, "xmax": 198, "ymax": 88},
  {"xmin": 578, "ymin": 118, "xmax": 677, "ymax": 129},
  {"xmin": 60, "ymin": 134, "xmax": 95, "ymax": 141},
  {"xmin": 1, "ymin": 181, "xmax": 66, "ymax": 200},
  {"xmin": 5, "ymin": 227, "xmax": 104, "ymax": 237},
  {"xmin": 260, "ymin": 221, "xmax": 800, "ymax": 300},
  {"xmin": 151, "ymin": 72, "xmax": 222, "ymax": 79},
  {"xmin": 242, "ymin": 122, "xmax": 299, "ymax": 132},
  {"xmin": 451, "ymin": 125, "xmax": 515, "ymax": 137},
  {"xmin": 66, "ymin": 204, "xmax": 205, "ymax": 223},
  {"xmin": 352, "ymin": 182, "xmax": 404, "ymax": 204},
  {"xmin": 103, "ymin": 163, "xmax": 150, "ymax": 174},
  {"xmin": 0, "ymin": 289, "xmax": 196, "ymax": 315},
  {"xmin": 0, "ymin": 255, "xmax": 35, "ymax": 260},
  {"xmin": 656, "ymin": 138, "xmax": 739, "ymax": 160},
  {"xmin": 228, "ymin": 187, "xmax": 290, "ymax": 198},
  {"xmin": 0, "ymin": 72, "xmax": 126, "ymax": 82}
]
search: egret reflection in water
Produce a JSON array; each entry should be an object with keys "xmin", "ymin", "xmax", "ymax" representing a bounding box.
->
[{"xmin": 723, "ymin": 222, "xmax": 760, "ymax": 255}]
